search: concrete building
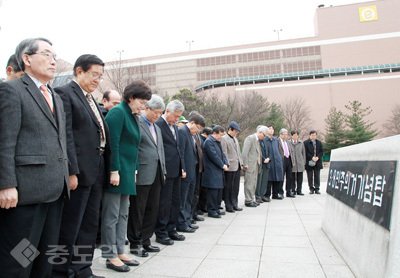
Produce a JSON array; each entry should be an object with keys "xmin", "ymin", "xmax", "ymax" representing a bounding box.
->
[{"xmin": 55, "ymin": 0, "xmax": 400, "ymax": 137}]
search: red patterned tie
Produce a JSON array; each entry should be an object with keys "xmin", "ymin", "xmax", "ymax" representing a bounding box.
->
[{"xmin": 40, "ymin": 85, "xmax": 53, "ymax": 114}]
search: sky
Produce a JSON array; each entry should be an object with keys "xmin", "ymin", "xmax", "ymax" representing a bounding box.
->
[{"xmin": 0, "ymin": 0, "xmax": 370, "ymax": 79}]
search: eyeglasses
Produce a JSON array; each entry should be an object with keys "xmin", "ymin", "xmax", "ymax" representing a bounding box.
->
[
  {"xmin": 86, "ymin": 71, "xmax": 104, "ymax": 82},
  {"xmin": 30, "ymin": 51, "xmax": 58, "ymax": 62}
]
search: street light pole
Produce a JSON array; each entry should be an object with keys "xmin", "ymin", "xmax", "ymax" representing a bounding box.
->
[
  {"xmin": 186, "ymin": 40, "xmax": 194, "ymax": 51},
  {"xmin": 274, "ymin": 29, "xmax": 283, "ymax": 41}
]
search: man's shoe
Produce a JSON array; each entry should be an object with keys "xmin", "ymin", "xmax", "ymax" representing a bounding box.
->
[
  {"xmin": 245, "ymin": 202, "xmax": 257, "ymax": 207},
  {"xmin": 156, "ymin": 237, "xmax": 174, "ymax": 245},
  {"xmin": 208, "ymin": 213, "xmax": 221, "ymax": 218},
  {"xmin": 253, "ymin": 201, "xmax": 260, "ymax": 206},
  {"xmin": 297, "ymin": 192, "xmax": 305, "ymax": 196},
  {"xmin": 190, "ymin": 219, "xmax": 197, "ymax": 224},
  {"xmin": 310, "ymin": 190, "xmax": 315, "ymax": 194},
  {"xmin": 193, "ymin": 215, "xmax": 204, "ymax": 221},
  {"xmin": 87, "ymin": 275, "xmax": 106, "ymax": 278},
  {"xmin": 177, "ymin": 227, "xmax": 196, "ymax": 233},
  {"xmin": 121, "ymin": 258, "xmax": 140, "ymax": 266},
  {"xmin": 130, "ymin": 246, "xmax": 148, "ymax": 257},
  {"xmin": 315, "ymin": 189, "xmax": 321, "ymax": 194},
  {"xmin": 226, "ymin": 208, "xmax": 235, "ymax": 213},
  {"xmin": 169, "ymin": 232, "xmax": 185, "ymax": 241},
  {"xmin": 256, "ymin": 199, "xmax": 264, "ymax": 203},
  {"xmin": 262, "ymin": 197, "xmax": 271, "ymax": 202},
  {"xmin": 233, "ymin": 206, "xmax": 243, "ymax": 211},
  {"xmin": 272, "ymin": 195, "xmax": 283, "ymax": 200},
  {"xmin": 106, "ymin": 260, "xmax": 130, "ymax": 272},
  {"xmin": 189, "ymin": 224, "xmax": 199, "ymax": 229},
  {"xmin": 286, "ymin": 193, "xmax": 295, "ymax": 198},
  {"xmin": 219, "ymin": 206, "xmax": 223, "ymax": 209},
  {"xmin": 143, "ymin": 245, "xmax": 160, "ymax": 252},
  {"xmin": 218, "ymin": 211, "xmax": 226, "ymax": 215},
  {"xmin": 197, "ymin": 210, "xmax": 204, "ymax": 215}
]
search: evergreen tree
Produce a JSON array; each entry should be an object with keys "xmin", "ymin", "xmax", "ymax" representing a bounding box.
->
[
  {"xmin": 324, "ymin": 107, "xmax": 346, "ymax": 155},
  {"xmin": 344, "ymin": 100, "xmax": 378, "ymax": 146}
]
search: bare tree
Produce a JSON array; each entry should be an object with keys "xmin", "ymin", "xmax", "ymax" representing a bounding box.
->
[
  {"xmin": 383, "ymin": 104, "xmax": 400, "ymax": 136},
  {"xmin": 280, "ymin": 97, "xmax": 312, "ymax": 135}
]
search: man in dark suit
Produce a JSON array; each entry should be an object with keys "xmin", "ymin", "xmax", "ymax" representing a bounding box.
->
[
  {"xmin": 155, "ymin": 100, "xmax": 186, "ymax": 245},
  {"xmin": 278, "ymin": 128, "xmax": 295, "ymax": 198},
  {"xmin": 5, "ymin": 53, "xmax": 23, "ymax": 81},
  {"xmin": 304, "ymin": 130, "xmax": 324, "ymax": 194},
  {"xmin": 202, "ymin": 125, "xmax": 229, "ymax": 218},
  {"xmin": 197, "ymin": 127, "xmax": 213, "ymax": 214},
  {"xmin": 177, "ymin": 113, "xmax": 206, "ymax": 233},
  {"xmin": 0, "ymin": 37, "xmax": 69, "ymax": 277},
  {"xmin": 52, "ymin": 54, "xmax": 110, "ymax": 278},
  {"xmin": 99, "ymin": 89, "xmax": 121, "ymax": 117},
  {"xmin": 128, "ymin": 95, "xmax": 167, "ymax": 257},
  {"xmin": 255, "ymin": 126, "xmax": 271, "ymax": 203}
]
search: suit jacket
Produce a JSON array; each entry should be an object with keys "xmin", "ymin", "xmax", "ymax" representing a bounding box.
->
[
  {"xmin": 288, "ymin": 139, "xmax": 306, "ymax": 172},
  {"xmin": 178, "ymin": 125, "xmax": 198, "ymax": 182},
  {"xmin": 202, "ymin": 136, "xmax": 229, "ymax": 189},
  {"xmin": 136, "ymin": 115, "xmax": 167, "ymax": 185},
  {"xmin": 155, "ymin": 116, "xmax": 183, "ymax": 178},
  {"xmin": 278, "ymin": 137, "xmax": 295, "ymax": 163},
  {"xmin": 220, "ymin": 134, "xmax": 243, "ymax": 172},
  {"xmin": 304, "ymin": 139, "xmax": 324, "ymax": 170},
  {"xmin": 0, "ymin": 74, "xmax": 69, "ymax": 205},
  {"xmin": 55, "ymin": 81, "xmax": 111, "ymax": 187},
  {"xmin": 104, "ymin": 102, "xmax": 141, "ymax": 194},
  {"xmin": 264, "ymin": 136, "xmax": 283, "ymax": 181},
  {"xmin": 259, "ymin": 139, "xmax": 270, "ymax": 170},
  {"xmin": 242, "ymin": 134, "xmax": 261, "ymax": 173}
]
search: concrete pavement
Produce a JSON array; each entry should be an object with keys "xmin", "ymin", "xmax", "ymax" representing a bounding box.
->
[{"xmin": 91, "ymin": 167, "xmax": 356, "ymax": 278}]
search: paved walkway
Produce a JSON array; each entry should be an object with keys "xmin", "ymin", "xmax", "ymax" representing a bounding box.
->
[{"xmin": 92, "ymin": 167, "xmax": 356, "ymax": 278}]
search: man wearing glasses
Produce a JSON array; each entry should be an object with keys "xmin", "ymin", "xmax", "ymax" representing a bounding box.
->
[
  {"xmin": 52, "ymin": 55, "xmax": 110, "ymax": 278},
  {"xmin": 176, "ymin": 113, "xmax": 206, "ymax": 233},
  {"xmin": 0, "ymin": 38, "xmax": 69, "ymax": 277}
]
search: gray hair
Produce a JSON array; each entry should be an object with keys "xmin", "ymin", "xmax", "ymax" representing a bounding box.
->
[
  {"xmin": 146, "ymin": 94, "xmax": 165, "ymax": 111},
  {"xmin": 15, "ymin": 37, "xmax": 52, "ymax": 71},
  {"xmin": 257, "ymin": 125, "xmax": 269, "ymax": 135},
  {"xmin": 279, "ymin": 128, "xmax": 288, "ymax": 134},
  {"xmin": 166, "ymin": 99, "xmax": 184, "ymax": 113}
]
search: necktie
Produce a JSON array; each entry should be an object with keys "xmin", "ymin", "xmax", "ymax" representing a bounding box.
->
[
  {"xmin": 149, "ymin": 122, "xmax": 157, "ymax": 145},
  {"xmin": 86, "ymin": 94, "xmax": 106, "ymax": 146},
  {"xmin": 194, "ymin": 134, "xmax": 203, "ymax": 172},
  {"xmin": 40, "ymin": 85, "xmax": 53, "ymax": 114},
  {"xmin": 170, "ymin": 124, "xmax": 176, "ymax": 139},
  {"xmin": 283, "ymin": 141, "xmax": 289, "ymax": 158}
]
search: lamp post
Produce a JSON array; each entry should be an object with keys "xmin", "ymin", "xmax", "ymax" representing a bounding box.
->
[
  {"xmin": 186, "ymin": 40, "xmax": 194, "ymax": 51},
  {"xmin": 274, "ymin": 29, "xmax": 283, "ymax": 41}
]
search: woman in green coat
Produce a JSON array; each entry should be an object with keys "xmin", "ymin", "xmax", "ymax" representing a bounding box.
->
[{"xmin": 101, "ymin": 80, "xmax": 152, "ymax": 272}]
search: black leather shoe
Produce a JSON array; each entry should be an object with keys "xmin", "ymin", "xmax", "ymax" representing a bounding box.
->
[
  {"xmin": 156, "ymin": 237, "xmax": 174, "ymax": 245},
  {"xmin": 190, "ymin": 219, "xmax": 197, "ymax": 224},
  {"xmin": 177, "ymin": 227, "xmax": 196, "ymax": 233},
  {"xmin": 219, "ymin": 206, "xmax": 223, "ymax": 209},
  {"xmin": 169, "ymin": 233, "xmax": 185, "ymax": 241},
  {"xmin": 226, "ymin": 208, "xmax": 235, "ymax": 213},
  {"xmin": 130, "ymin": 246, "xmax": 148, "ymax": 257},
  {"xmin": 253, "ymin": 201, "xmax": 260, "ymax": 206},
  {"xmin": 262, "ymin": 197, "xmax": 271, "ymax": 202},
  {"xmin": 218, "ymin": 211, "xmax": 226, "ymax": 215},
  {"xmin": 169, "ymin": 232, "xmax": 185, "ymax": 241},
  {"xmin": 272, "ymin": 195, "xmax": 283, "ymax": 200},
  {"xmin": 143, "ymin": 244, "xmax": 160, "ymax": 252},
  {"xmin": 315, "ymin": 189, "xmax": 321, "ymax": 194},
  {"xmin": 297, "ymin": 192, "xmax": 305, "ymax": 196},
  {"xmin": 87, "ymin": 275, "xmax": 106, "ymax": 278},
  {"xmin": 208, "ymin": 213, "xmax": 221, "ymax": 218},
  {"xmin": 189, "ymin": 224, "xmax": 199, "ymax": 229},
  {"xmin": 121, "ymin": 258, "xmax": 140, "ymax": 266},
  {"xmin": 309, "ymin": 190, "xmax": 315, "ymax": 194},
  {"xmin": 245, "ymin": 202, "xmax": 257, "ymax": 207},
  {"xmin": 193, "ymin": 215, "xmax": 204, "ymax": 221},
  {"xmin": 233, "ymin": 206, "xmax": 243, "ymax": 211},
  {"xmin": 286, "ymin": 193, "xmax": 296, "ymax": 198},
  {"xmin": 197, "ymin": 210, "xmax": 204, "ymax": 215},
  {"xmin": 106, "ymin": 260, "xmax": 130, "ymax": 272}
]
